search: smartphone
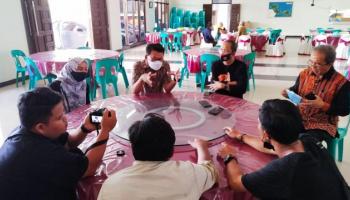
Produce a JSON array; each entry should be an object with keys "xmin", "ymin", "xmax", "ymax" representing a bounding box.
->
[
  {"xmin": 287, "ymin": 90, "xmax": 302, "ymax": 105},
  {"xmin": 199, "ymin": 100, "xmax": 212, "ymax": 108},
  {"xmin": 208, "ymin": 106, "xmax": 224, "ymax": 116}
]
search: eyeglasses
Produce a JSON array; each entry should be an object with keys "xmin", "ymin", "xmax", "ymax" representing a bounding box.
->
[{"xmin": 307, "ymin": 60, "xmax": 328, "ymax": 68}]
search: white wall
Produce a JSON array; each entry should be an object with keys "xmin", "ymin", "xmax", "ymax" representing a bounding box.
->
[
  {"xmin": 107, "ymin": 0, "xmax": 123, "ymax": 50},
  {"xmin": 0, "ymin": 1, "xmax": 29, "ymax": 83},
  {"xmin": 170, "ymin": 0, "xmax": 350, "ymax": 35}
]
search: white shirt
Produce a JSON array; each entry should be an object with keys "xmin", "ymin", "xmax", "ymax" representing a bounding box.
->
[{"xmin": 98, "ymin": 160, "xmax": 218, "ymax": 200}]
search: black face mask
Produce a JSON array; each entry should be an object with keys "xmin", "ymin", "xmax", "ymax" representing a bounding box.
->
[
  {"xmin": 71, "ymin": 71, "xmax": 87, "ymax": 82},
  {"xmin": 221, "ymin": 54, "xmax": 232, "ymax": 62}
]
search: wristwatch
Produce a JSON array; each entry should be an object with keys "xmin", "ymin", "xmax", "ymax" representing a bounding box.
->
[{"xmin": 224, "ymin": 154, "xmax": 238, "ymax": 166}]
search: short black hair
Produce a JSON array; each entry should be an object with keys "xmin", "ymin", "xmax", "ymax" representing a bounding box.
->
[
  {"xmin": 18, "ymin": 87, "xmax": 63, "ymax": 129},
  {"xmin": 313, "ymin": 45, "xmax": 336, "ymax": 65},
  {"xmin": 224, "ymin": 40, "xmax": 238, "ymax": 53},
  {"xmin": 146, "ymin": 44, "xmax": 165, "ymax": 55},
  {"xmin": 128, "ymin": 113, "xmax": 175, "ymax": 161},
  {"xmin": 259, "ymin": 99, "xmax": 305, "ymax": 145}
]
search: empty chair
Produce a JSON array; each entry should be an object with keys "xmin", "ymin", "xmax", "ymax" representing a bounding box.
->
[
  {"xmin": 327, "ymin": 115, "xmax": 350, "ymax": 162},
  {"xmin": 24, "ymin": 57, "xmax": 56, "ymax": 90},
  {"xmin": 160, "ymin": 32, "xmax": 171, "ymax": 52},
  {"xmin": 336, "ymin": 34, "xmax": 350, "ymax": 60},
  {"xmin": 190, "ymin": 13, "xmax": 198, "ymax": 28},
  {"xmin": 237, "ymin": 35, "xmax": 252, "ymax": 52},
  {"xmin": 94, "ymin": 58, "xmax": 120, "ymax": 99},
  {"xmin": 178, "ymin": 46, "xmax": 191, "ymax": 88},
  {"xmin": 117, "ymin": 52, "xmax": 130, "ymax": 88},
  {"xmin": 198, "ymin": 54, "xmax": 220, "ymax": 92},
  {"xmin": 313, "ymin": 34, "xmax": 328, "ymax": 47},
  {"xmin": 298, "ymin": 35, "xmax": 312, "ymax": 55},
  {"xmin": 172, "ymin": 32, "xmax": 183, "ymax": 52},
  {"xmin": 10, "ymin": 49, "xmax": 27, "ymax": 87}
]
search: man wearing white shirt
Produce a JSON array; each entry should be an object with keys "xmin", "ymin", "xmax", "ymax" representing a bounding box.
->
[{"xmin": 98, "ymin": 113, "xmax": 218, "ymax": 200}]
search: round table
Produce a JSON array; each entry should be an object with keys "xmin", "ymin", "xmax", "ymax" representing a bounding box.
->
[
  {"xmin": 67, "ymin": 92, "xmax": 275, "ymax": 200},
  {"xmin": 311, "ymin": 35, "xmax": 341, "ymax": 48},
  {"xmin": 183, "ymin": 48, "xmax": 250, "ymax": 73},
  {"xmin": 29, "ymin": 49, "xmax": 119, "ymax": 76},
  {"xmin": 250, "ymin": 34, "xmax": 269, "ymax": 52}
]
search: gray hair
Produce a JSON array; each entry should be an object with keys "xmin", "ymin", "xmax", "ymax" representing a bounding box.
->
[{"xmin": 313, "ymin": 45, "xmax": 336, "ymax": 65}]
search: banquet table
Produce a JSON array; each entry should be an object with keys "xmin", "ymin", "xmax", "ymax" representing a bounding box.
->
[
  {"xmin": 250, "ymin": 35, "xmax": 269, "ymax": 52},
  {"xmin": 311, "ymin": 35, "xmax": 341, "ymax": 48},
  {"xmin": 183, "ymin": 48, "xmax": 250, "ymax": 73},
  {"xmin": 69, "ymin": 92, "xmax": 275, "ymax": 200},
  {"xmin": 29, "ymin": 49, "xmax": 119, "ymax": 76}
]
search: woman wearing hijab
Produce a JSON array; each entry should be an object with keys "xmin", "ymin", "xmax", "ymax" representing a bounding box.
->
[{"xmin": 49, "ymin": 57, "xmax": 90, "ymax": 112}]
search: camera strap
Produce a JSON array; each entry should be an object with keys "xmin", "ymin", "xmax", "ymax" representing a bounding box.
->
[{"xmin": 84, "ymin": 138, "xmax": 108, "ymax": 154}]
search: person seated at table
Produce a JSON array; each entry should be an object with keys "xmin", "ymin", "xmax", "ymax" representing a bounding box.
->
[
  {"xmin": 202, "ymin": 22, "xmax": 217, "ymax": 47},
  {"xmin": 49, "ymin": 57, "xmax": 90, "ymax": 113},
  {"xmin": 0, "ymin": 87, "xmax": 117, "ymax": 199},
  {"xmin": 216, "ymin": 22, "xmax": 227, "ymax": 40},
  {"xmin": 218, "ymin": 99, "xmax": 350, "ymax": 200},
  {"xmin": 98, "ymin": 113, "xmax": 218, "ymax": 200},
  {"xmin": 281, "ymin": 45, "xmax": 350, "ymax": 144},
  {"xmin": 132, "ymin": 44, "xmax": 180, "ymax": 95},
  {"xmin": 238, "ymin": 21, "xmax": 247, "ymax": 36},
  {"xmin": 209, "ymin": 40, "xmax": 248, "ymax": 98}
]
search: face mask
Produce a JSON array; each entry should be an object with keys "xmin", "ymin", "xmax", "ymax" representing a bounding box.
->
[
  {"xmin": 71, "ymin": 71, "xmax": 87, "ymax": 82},
  {"xmin": 221, "ymin": 54, "xmax": 232, "ymax": 62},
  {"xmin": 147, "ymin": 56, "xmax": 163, "ymax": 71}
]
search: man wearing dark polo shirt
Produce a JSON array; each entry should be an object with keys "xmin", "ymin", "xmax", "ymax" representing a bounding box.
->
[
  {"xmin": 282, "ymin": 45, "xmax": 350, "ymax": 143},
  {"xmin": 209, "ymin": 40, "xmax": 248, "ymax": 98},
  {"xmin": 0, "ymin": 87, "xmax": 117, "ymax": 200},
  {"xmin": 219, "ymin": 99, "xmax": 350, "ymax": 200}
]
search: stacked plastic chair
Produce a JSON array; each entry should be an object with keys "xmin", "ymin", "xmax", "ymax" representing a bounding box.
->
[
  {"xmin": 172, "ymin": 32, "xmax": 183, "ymax": 52},
  {"xmin": 198, "ymin": 11, "xmax": 205, "ymax": 28},
  {"xmin": 176, "ymin": 9, "xmax": 184, "ymax": 28},
  {"xmin": 336, "ymin": 34, "xmax": 350, "ymax": 60},
  {"xmin": 190, "ymin": 13, "xmax": 198, "ymax": 29},
  {"xmin": 170, "ymin": 7, "xmax": 177, "ymax": 28},
  {"xmin": 298, "ymin": 35, "xmax": 312, "ymax": 55},
  {"xmin": 10, "ymin": 50, "xmax": 27, "ymax": 87},
  {"xmin": 183, "ymin": 11, "xmax": 191, "ymax": 27},
  {"xmin": 266, "ymin": 29, "xmax": 284, "ymax": 57},
  {"xmin": 237, "ymin": 35, "xmax": 252, "ymax": 52}
]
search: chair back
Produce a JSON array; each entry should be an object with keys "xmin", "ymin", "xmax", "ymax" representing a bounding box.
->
[
  {"xmin": 200, "ymin": 54, "xmax": 220, "ymax": 75},
  {"xmin": 24, "ymin": 56, "xmax": 42, "ymax": 79},
  {"xmin": 95, "ymin": 58, "xmax": 119, "ymax": 83},
  {"xmin": 10, "ymin": 49, "xmax": 26, "ymax": 70}
]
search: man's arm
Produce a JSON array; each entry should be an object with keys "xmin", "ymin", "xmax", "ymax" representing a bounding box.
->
[
  {"xmin": 227, "ymin": 63, "xmax": 248, "ymax": 95},
  {"xmin": 327, "ymin": 82, "xmax": 350, "ymax": 116},
  {"xmin": 163, "ymin": 63, "xmax": 177, "ymax": 93}
]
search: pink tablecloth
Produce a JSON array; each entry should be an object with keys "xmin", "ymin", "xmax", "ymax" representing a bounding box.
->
[
  {"xmin": 29, "ymin": 49, "xmax": 119, "ymax": 76},
  {"xmin": 183, "ymin": 48, "xmax": 251, "ymax": 73},
  {"xmin": 250, "ymin": 35, "xmax": 269, "ymax": 52},
  {"xmin": 65, "ymin": 92, "xmax": 275, "ymax": 200}
]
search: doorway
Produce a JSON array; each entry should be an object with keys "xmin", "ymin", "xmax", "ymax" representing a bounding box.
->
[
  {"xmin": 154, "ymin": 0, "xmax": 169, "ymax": 30},
  {"xmin": 120, "ymin": 0, "xmax": 146, "ymax": 47}
]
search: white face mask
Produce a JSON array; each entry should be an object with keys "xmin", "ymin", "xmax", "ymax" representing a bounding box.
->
[{"xmin": 147, "ymin": 56, "xmax": 163, "ymax": 71}]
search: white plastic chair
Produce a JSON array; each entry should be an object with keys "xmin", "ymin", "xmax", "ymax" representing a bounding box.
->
[
  {"xmin": 336, "ymin": 34, "xmax": 350, "ymax": 60},
  {"xmin": 298, "ymin": 35, "xmax": 312, "ymax": 55},
  {"xmin": 266, "ymin": 36, "xmax": 285, "ymax": 57},
  {"xmin": 237, "ymin": 35, "xmax": 252, "ymax": 52}
]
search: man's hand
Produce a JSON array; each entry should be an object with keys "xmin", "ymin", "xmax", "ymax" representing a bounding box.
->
[
  {"xmin": 100, "ymin": 109, "xmax": 117, "ymax": 133},
  {"xmin": 209, "ymin": 81, "xmax": 225, "ymax": 91},
  {"xmin": 140, "ymin": 72, "xmax": 157, "ymax": 87},
  {"xmin": 223, "ymin": 127, "xmax": 241, "ymax": 139},
  {"xmin": 167, "ymin": 69, "xmax": 181, "ymax": 82},
  {"xmin": 218, "ymin": 142, "xmax": 236, "ymax": 159},
  {"xmin": 300, "ymin": 95, "xmax": 325, "ymax": 109},
  {"xmin": 188, "ymin": 138, "xmax": 209, "ymax": 149},
  {"xmin": 281, "ymin": 89, "xmax": 288, "ymax": 98}
]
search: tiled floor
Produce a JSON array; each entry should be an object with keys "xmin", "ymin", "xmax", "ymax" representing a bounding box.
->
[{"xmin": 0, "ymin": 39, "xmax": 349, "ymax": 182}]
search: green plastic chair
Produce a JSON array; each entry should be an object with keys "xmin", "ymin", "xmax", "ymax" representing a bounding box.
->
[
  {"xmin": 160, "ymin": 32, "xmax": 171, "ymax": 53},
  {"xmin": 10, "ymin": 50, "xmax": 27, "ymax": 87},
  {"xmin": 199, "ymin": 54, "xmax": 220, "ymax": 92},
  {"xmin": 198, "ymin": 11, "xmax": 205, "ymax": 28},
  {"xmin": 118, "ymin": 52, "xmax": 129, "ymax": 89},
  {"xmin": 327, "ymin": 116, "xmax": 350, "ymax": 162},
  {"xmin": 190, "ymin": 13, "xmax": 198, "ymax": 29},
  {"xmin": 243, "ymin": 52, "xmax": 256, "ymax": 91},
  {"xmin": 95, "ymin": 58, "xmax": 119, "ymax": 99},
  {"xmin": 172, "ymin": 32, "xmax": 183, "ymax": 52},
  {"xmin": 178, "ymin": 46, "xmax": 191, "ymax": 88},
  {"xmin": 24, "ymin": 56, "xmax": 56, "ymax": 90}
]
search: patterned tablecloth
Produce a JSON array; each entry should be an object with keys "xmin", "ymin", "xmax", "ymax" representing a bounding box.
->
[{"xmin": 66, "ymin": 92, "xmax": 275, "ymax": 200}]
